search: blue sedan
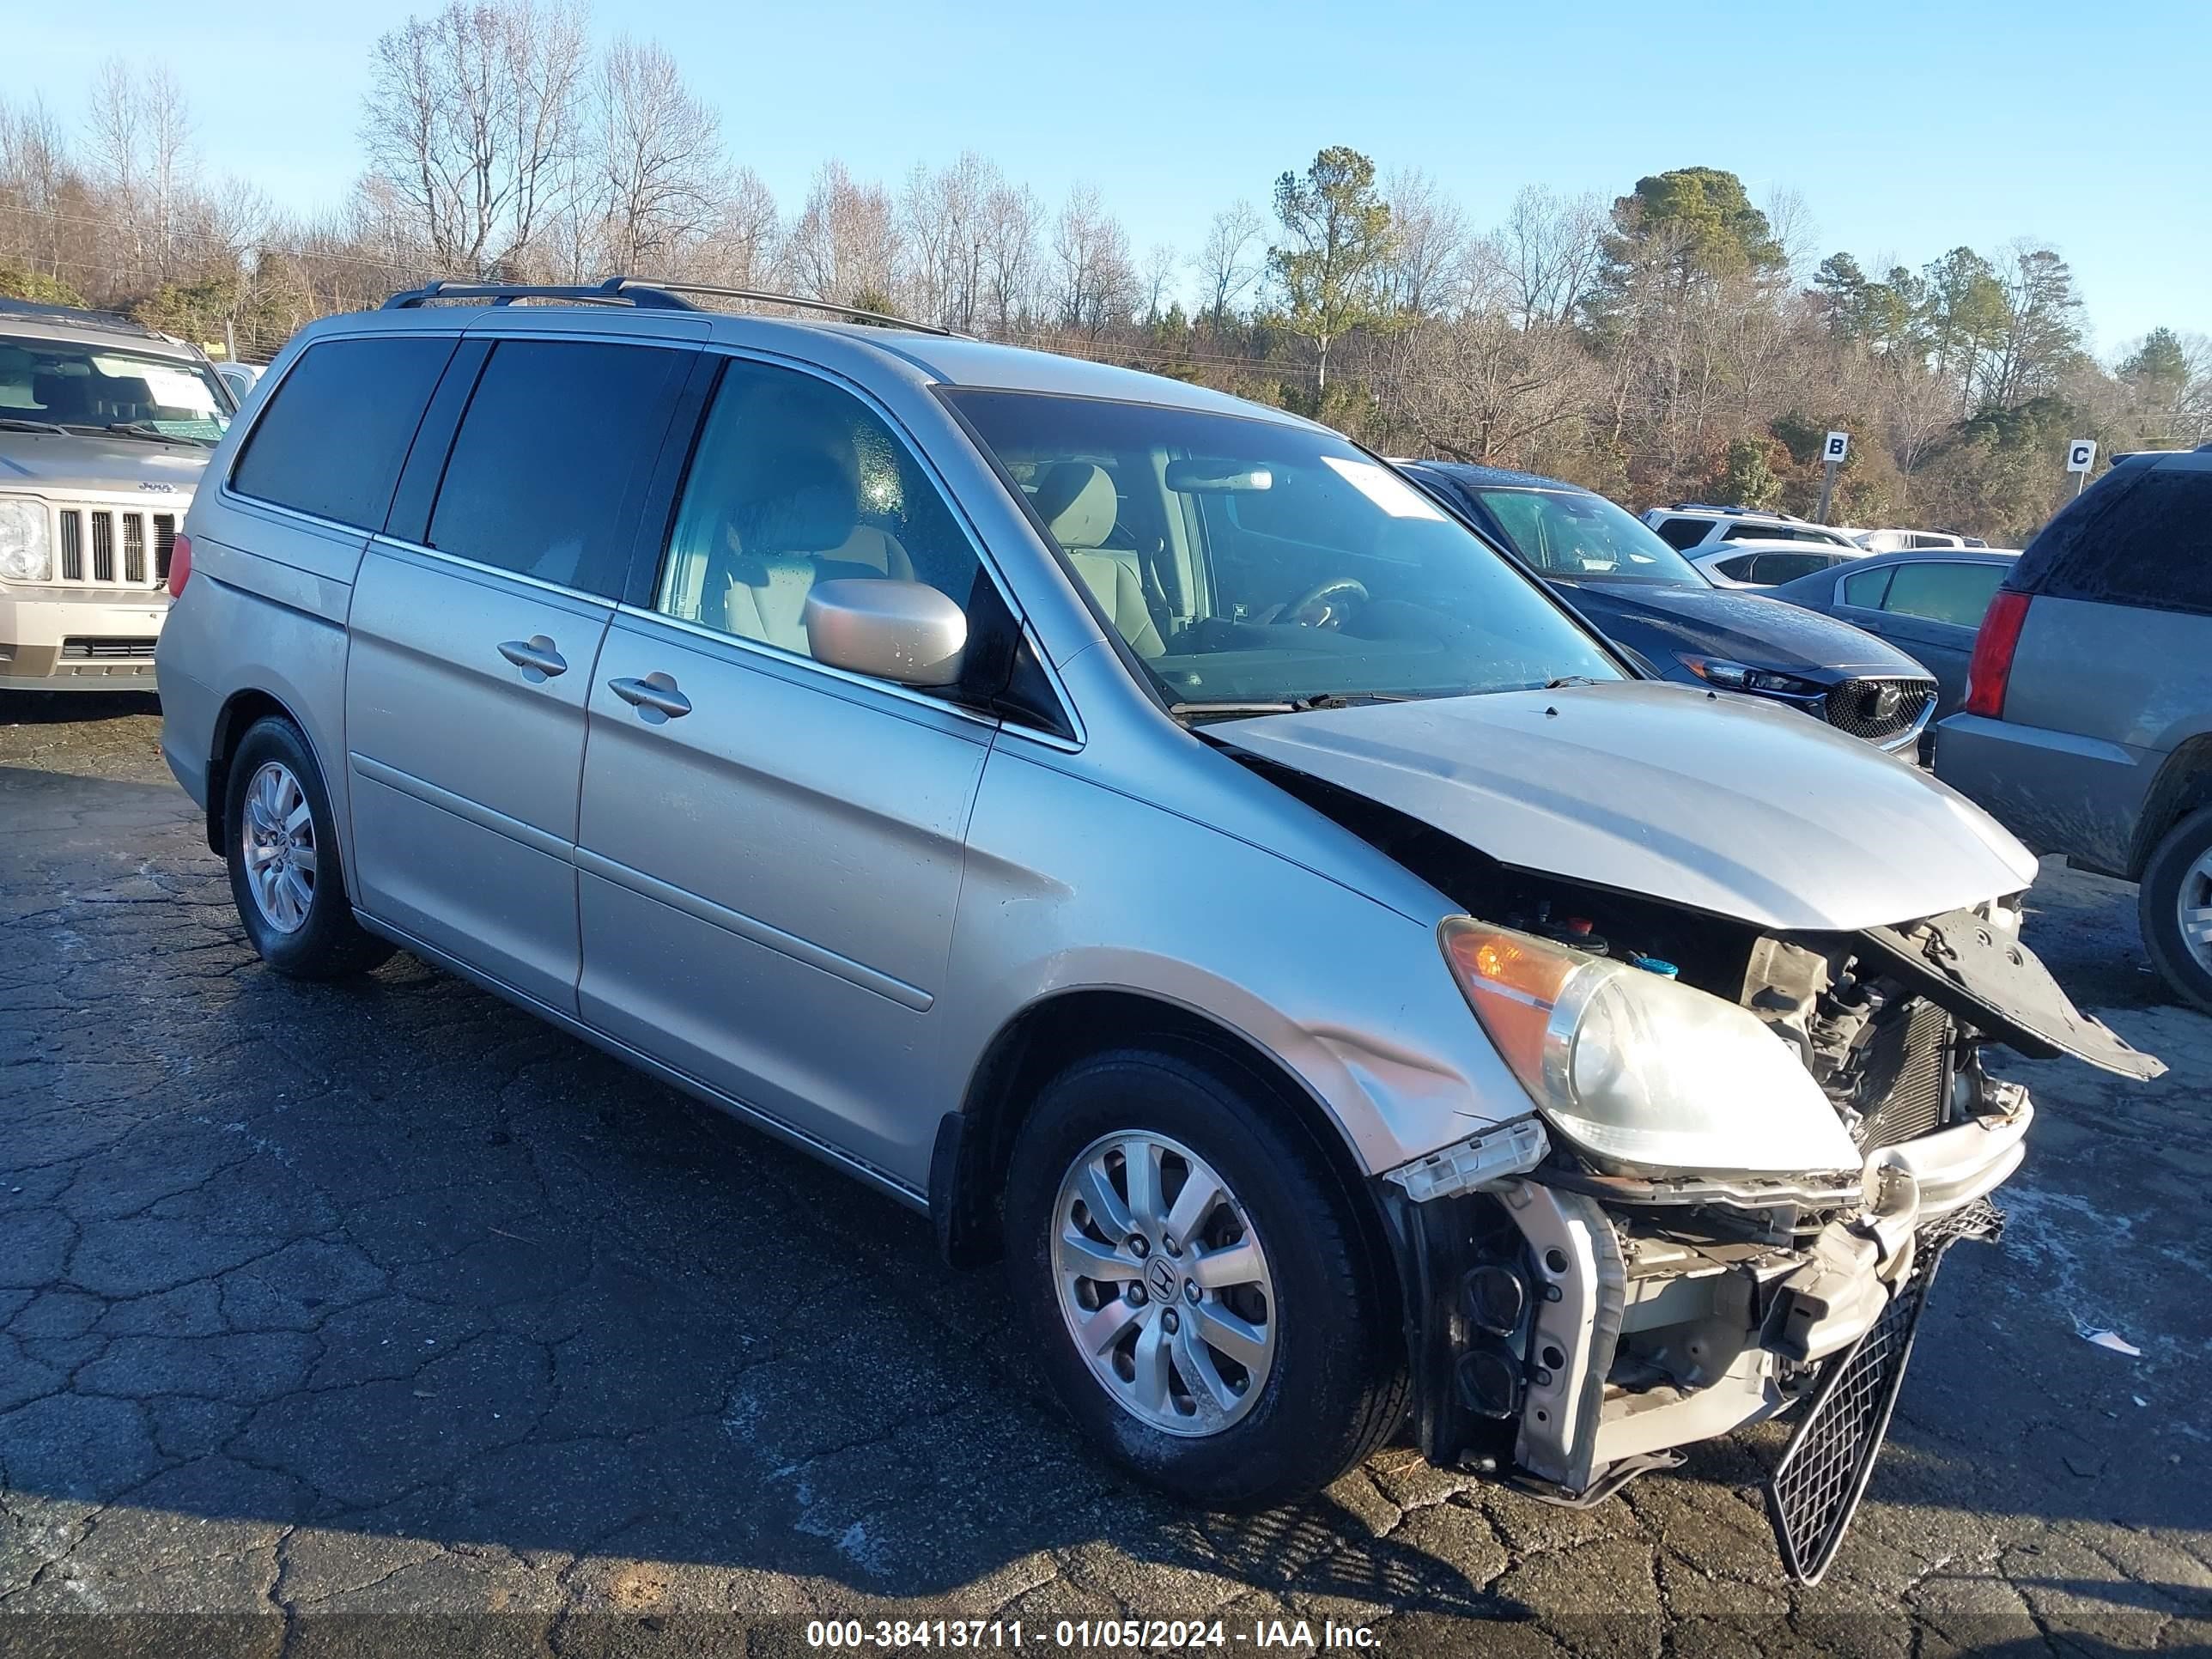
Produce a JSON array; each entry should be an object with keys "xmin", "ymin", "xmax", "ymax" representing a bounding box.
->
[{"xmin": 1763, "ymin": 550, "xmax": 2019, "ymax": 718}]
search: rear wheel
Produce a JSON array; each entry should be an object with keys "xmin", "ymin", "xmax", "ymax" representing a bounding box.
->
[
  {"xmin": 1004, "ymin": 1047, "xmax": 1406, "ymax": 1509},
  {"xmin": 224, "ymin": 717, "xmax": 392, "ymax": 980},
  {"xmin": 2140, "ymin": 805, "xmax": 2212, "ymax": 1014}
]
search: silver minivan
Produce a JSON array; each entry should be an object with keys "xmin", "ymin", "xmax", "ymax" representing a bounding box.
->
[{"xmin": 156, "ymin": 281, "xmax": 2160, "ymax": 1583}]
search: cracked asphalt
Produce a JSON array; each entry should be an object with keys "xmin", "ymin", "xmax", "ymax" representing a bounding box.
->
[{"xmin": 2, "ymin": 691, "xmax": 2209, "ymax": 1658}]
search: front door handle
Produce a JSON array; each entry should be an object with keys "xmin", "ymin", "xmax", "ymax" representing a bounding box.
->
[
  {"xmin": 498, "ymin": 635, "xmax": 568, "ymax": 679},
  {"xmin": 608, "ymin": 672, "xmax": 691, "ymax": 721}
]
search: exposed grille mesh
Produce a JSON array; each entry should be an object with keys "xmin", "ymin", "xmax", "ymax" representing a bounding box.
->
[
  {"xmin": 1824, "ymin": 678, "xmax": 1934, "ymax": 742},
  {"xmin": 60, "ymin": 638, "xmax": 159, "ymax": 660},
  {"xmin": 1858, "ymin": 1000, "xmax": 1951, "ymax": 1150},
  {"xmin": 1765, "ymin": 1199, "xmax": 2003, "ymax": 1584}
]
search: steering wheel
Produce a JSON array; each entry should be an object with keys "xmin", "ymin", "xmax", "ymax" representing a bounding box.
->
[{"xmin": 1279, "ymin": 576, "xmax": 1369, "ymax": 628}]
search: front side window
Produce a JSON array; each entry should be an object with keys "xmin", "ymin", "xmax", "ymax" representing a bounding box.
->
[
  {"xmin": 1474, "ymin": 489, "xmax": 1704, "ymax": 585},
  {"xmin": 1713, "ymin": 555, "xmax": 1760, "ymax": 582},
  {"xmin": 428, "ymin": 339, "xmax": 689, "ymax": 599},
  {"xmin": 1881, "ymin": 561, "xmax": 2007, "ymax": 626},
  {"xmin": 0, "ymin": 332, "xmax": 232, "ymax": 446},
  {"xmin": 655, "ymin": 358, "xmax": 981, "ymax": 664},
  {"xmin": 946, "ymin": 388, "xmax": 1621, "ymax": 707}
]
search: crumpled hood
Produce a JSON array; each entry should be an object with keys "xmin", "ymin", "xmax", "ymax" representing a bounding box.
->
[
  {"xmin": 0, "ymin": 432, "xmax": 209, "ymax": 495},
  {"xmin": 1215, "ymin": 680, "xmax": 2038, "ymax": 933},
  {"xmin": 1558, "ymin": 580, "xmax": 1926, "ymax": 680}
]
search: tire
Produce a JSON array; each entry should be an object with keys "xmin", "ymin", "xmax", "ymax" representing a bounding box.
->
[
  {"xmin": 2139, "ymin": 805, "xmax": 2212, "ymax": 1015},
  {"xmin": 223, "ymin": 716, "xmax": 392, "ymax": 980},
  {"xmin": 1004, "ymin": 1046, "xmax": 1407, "ymax": 1509}
]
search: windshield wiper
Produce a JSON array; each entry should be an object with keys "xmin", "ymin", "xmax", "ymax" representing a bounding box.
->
[
  {"xmin": 106, "ymin": 421, "xmax": 213, "ymax": 447},
  {"xmin": 1293, "ymin": 691, "xmax": 1418, "ymax": 709},
  {"xmin": 106, "ymin": 421, "xmax": 212, "ymax": 447},
  {"xmin": 0, "ymin": 416, "xmax": 72, "ymax": 435},
  {"xmin": 1169, "ymin": 690, "xmax": 1419, "ymax": 722},
  {"xmin": 1544, "ymin": 676, "xmax": 1602, "ymax": 689},
  {"xmin": 1168, "ymin": 699, "xmax": 1301, "ymax": 721}
]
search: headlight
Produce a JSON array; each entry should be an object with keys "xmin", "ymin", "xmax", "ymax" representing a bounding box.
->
[
  {"xmin": 0, "ymin": 498, "xmax": 52, "ymax": 583},
  {"xmin": 1678, "ymin": 654, "xmax": 1821, "ymax": 697},
  {"xmin": 1439, "ymin": 919, "xmax": 1861, "ymax": 1176}
]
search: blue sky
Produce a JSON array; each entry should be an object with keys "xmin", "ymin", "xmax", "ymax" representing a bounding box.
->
[{"xmin": 8, "ymin": 0, "xmax": 2208, "ymax": 351}]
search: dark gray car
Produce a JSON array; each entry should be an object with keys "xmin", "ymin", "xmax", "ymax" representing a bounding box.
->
[
  {"xmin": 1765, "ymin": 550, "xmax": 2018, "ymax": 718},
  {"xmin": 1935, "ymin": 446, "xmax": 2212, "ymax": 1010}
]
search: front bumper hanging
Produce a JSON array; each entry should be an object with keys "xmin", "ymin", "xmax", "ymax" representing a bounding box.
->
[{"xmin": 1763, "ymin": 1197, "xmax": 2005, "ymax": 1584}]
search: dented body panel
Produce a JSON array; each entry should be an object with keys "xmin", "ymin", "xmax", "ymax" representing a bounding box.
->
[{"xmin": 1211, "ymin": 683, "xmax": 2039, "ymax": 933}]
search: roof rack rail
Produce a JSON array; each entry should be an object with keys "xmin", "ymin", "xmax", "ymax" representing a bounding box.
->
[
  {"xmin": 1662, "ymin": 501, "xmax": 1811, "ymax": 521},
  {"xmin": 0, "ymin": 295, "xmax": 168, "ymax": 340},
  {"xmin": 380, "ymin": 276, "xmax": 970, "ymax": 337}
]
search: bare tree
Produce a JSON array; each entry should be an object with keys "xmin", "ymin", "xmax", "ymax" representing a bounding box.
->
[
  {"xmin": 1376, "ymin": 313, "xmax": 1600, "ymax": 467},
  {"xmin": 0, "ymin": 95, "xmax": 76, "ymax": 280},
  {"xmin": 1377, "ymin": 167, "xmax": 1467, "ymax": 319},
  {"xmin": 1192, "ymin": 199, "xmax": 1263, "ymax": 329},
  {"xmin": 901, "ymin": 153, "xmax": 994, "ymax": 330},
  {"xmin": 1140, "ymin": 240, "xmax": 1179, "ymax": 324},
  {"xmin": 978, "ymin": 177, "xmax": 1042, "ymax": 335},
  {"xmin": 1050, "ymin": 184, "xmax": 1135, "ymax": 337},
  {"xmin": 584, "ymin": 37, "xmax": 724, "ymax": 275},
  {"xmin": 787, "ymin": 160, "xmax": 899, "ymax": 307},
  {"xmin": 1479, "ymin": 185, "xmax": 1607, "ymax": 329},
  {"xmin": 361, "ymin": 0, "xmax": 590, "ymax": 277},
  {"xmin": 702, "ymin": 166, "xmax": 783, "ymax": 289}
]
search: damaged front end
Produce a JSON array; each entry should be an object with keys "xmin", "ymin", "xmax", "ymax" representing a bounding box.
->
[
  {"xmin": 1375, "ymin": 894, "xmax": 2158, "ymax": 1585},
  {"xmin": 1207, "ymin": 695, "xmax": 2163, "ymax": 1581}
]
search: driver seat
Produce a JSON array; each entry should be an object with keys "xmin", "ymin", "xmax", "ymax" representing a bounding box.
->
[{"xmin": 1031, "ymin": 463, "xmax": 1165, "ymax": 659}]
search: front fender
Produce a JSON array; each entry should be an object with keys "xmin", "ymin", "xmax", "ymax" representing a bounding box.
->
[{"xmin": 942, "ymin": 737, "xmax": 1532, "ymax": 1176}]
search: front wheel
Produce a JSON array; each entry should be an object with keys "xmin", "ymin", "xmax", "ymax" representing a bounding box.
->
[
  {"xmin": 1004, "ymin": 1047, "xmax": 1406, "ymax": 1509},
  {"xmin": 2140, "ymin": 805, "xmax": 2212, "ymax": 1014},
  {"xmin": 223, "ymin": 716, "xmax": 392, "ymax": 980}
]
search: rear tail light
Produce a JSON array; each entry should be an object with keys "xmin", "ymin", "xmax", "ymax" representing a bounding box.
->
[
  {"xmin": 167, "ymin": 532, "xmax": 191, "ymax": 599},
  {"xmin": 1962, "ymin": 589, "xmax": 2030, "ymax": 719}
]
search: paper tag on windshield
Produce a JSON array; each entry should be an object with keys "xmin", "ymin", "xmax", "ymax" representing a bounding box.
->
[{"xmin": 1321, "ymin": 456, "xmax": 1444, "ymax": 520}]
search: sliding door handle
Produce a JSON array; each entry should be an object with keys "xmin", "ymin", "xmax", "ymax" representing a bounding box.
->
[
  {"xmin": 497, "ymin": 635, "xmax": 568, "ymax": 679},
  {"xmin": 608, "ymin": 672, "xmax": 691, "ymax": 720}
]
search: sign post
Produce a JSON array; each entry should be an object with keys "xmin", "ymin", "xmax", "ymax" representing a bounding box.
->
[
  {"xmin": 1815, "ymin": 430, "xmax": 1849, "ymax": 523},
  {"xmin": 2066, "ymin": 439, "xmax": 2097, "ymax": 497}
]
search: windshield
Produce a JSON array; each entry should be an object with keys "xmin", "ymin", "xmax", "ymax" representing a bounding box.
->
[
  {"xmin": 1473, "ymin": 486, "xmax": 1706, "ymax": 586},
  {"xmin": 946, "ymin": 389, "xmax": 1623, "ymax": 708},
  {"xmin": 0, "ymin": 333, "xmax": 233, "ymax": 445}
]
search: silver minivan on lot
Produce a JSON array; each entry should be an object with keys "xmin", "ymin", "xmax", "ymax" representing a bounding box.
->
[{"xmin": 157, "ymin": 280, "xmax": 2160, "ymax": 1583}]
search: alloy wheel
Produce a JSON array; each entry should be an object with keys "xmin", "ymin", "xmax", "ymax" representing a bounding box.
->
[
  {"xmin": 2181, "ymin": 847, "xmax": 2212, "ymax": 975},
  {"xmin": 1049, "ymin": 1130, "xmax": 1277, "ymax": 1437},
  {"xmin": 240, "ymin": 760, "xmax": 316, "ymax": 934}
]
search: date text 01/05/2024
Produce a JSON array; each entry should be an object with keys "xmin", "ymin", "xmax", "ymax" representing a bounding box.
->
[{"xmin": 805, "ymin": 1619, "xmax": 1382, "ymax": 1650}]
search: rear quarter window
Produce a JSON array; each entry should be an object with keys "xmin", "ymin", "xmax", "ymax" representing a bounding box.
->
[
  {"xmin": 231, "ymin": 336, "xmax": 457, "ymax": 529},
  {"xmin": 1652, "ymin": 517, "xmax": 1708, "ymax": 550},
  {"xmin": 2011, "ymin": 462, "xmax": 2212, "ymax": 617}
]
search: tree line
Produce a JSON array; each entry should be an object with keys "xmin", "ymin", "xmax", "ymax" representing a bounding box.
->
[{"xmin": 3, "ymin": 0, "xmax": 2206, "ymax": 543}]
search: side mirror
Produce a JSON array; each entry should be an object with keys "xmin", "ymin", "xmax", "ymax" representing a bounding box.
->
[{"xmin": 804, "ymin": 578, "xmax": 968, "ymax": 688}]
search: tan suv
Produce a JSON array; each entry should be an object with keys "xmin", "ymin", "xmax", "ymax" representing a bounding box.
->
[{"xmin": 0, "ymin": 297, "xmax": 232, "ymax": 690}]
